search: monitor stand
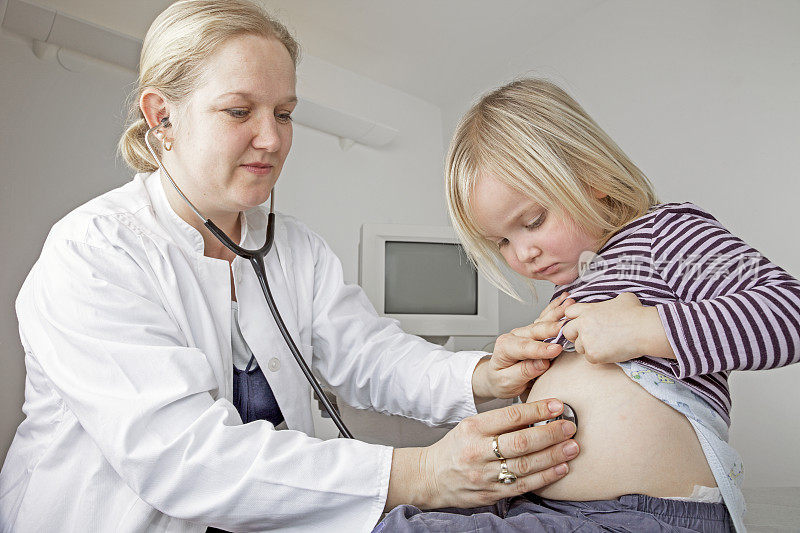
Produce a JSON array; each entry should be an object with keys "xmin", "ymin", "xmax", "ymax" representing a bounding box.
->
[{"xmin": 420, "ymin": 335, "xmax": 453, "ymax": 349}]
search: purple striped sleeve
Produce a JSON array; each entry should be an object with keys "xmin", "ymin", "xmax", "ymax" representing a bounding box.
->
[{"xmin": 651, "ymin": 204, "xmax": 800, "ymax": 379}]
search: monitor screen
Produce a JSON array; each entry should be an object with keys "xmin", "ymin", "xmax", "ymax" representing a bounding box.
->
[{"xmin": 384, "ymin": 241, "xmax": 477, "ymax": 315}]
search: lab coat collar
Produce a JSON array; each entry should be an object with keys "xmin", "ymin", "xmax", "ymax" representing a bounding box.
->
[
  {"xmin": 144, "ymin": 170, "xmax": 252, "ymax": 257},
  {"xmin": 142, "ymin": 169, "xmax": 294, "ymax": 329}
]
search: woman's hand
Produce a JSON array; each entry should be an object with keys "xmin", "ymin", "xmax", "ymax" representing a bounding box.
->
[
  {"xmin": 562, "ymin": 292, "xmax": 676, "ymax": 364},
  {"xmin": 385, "ymin": 399, "xmax": 579, "ymax": 511},
  {"xmin": 472, "ymin": 292, "xmax": 574, "ymax": 401}
]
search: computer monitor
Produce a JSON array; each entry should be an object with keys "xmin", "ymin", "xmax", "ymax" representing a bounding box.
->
[{"xmin": 358, "ymin": 224, "xmax": 499, "ymax": 337}]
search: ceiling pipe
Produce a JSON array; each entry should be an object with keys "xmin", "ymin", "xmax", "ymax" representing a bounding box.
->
[{"xmin": 1, "ymin": 0, "xmax": 398, "ymax": 149}]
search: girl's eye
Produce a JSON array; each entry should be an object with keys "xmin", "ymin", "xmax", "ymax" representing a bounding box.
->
[
  {"xmin": 526, "ymin": 213, "xmax": 546, "ymax": 230},
  {"xmin": 225, "ymin": 108, "xmax": 249, "ymax": 118},
  {"xmin": 497, "ymin": 238, "xmax": 509, "ymax": 248},
  {"xmin": 276, "ymin": 112, "xmax": 293, "ymax": 124}
]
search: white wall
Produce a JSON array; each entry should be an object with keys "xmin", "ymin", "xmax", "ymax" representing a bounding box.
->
[
  {"xmin": 0, "ymin": 30, "xmax": 137, "ymax": 464},
  {"xmin": 0, "ymin": 29, "xmax": 451, "ymax": 460},
  {"xmin": 282, "ymin": 54, "xmax": 450, "ymax": 281},
  {"xmin": 2, "ymin": 0, "xmax": 799, "ymax": 489},
  {"xmin": 440, "ymin": 0, "xmax": 800, "ymax": 487}
]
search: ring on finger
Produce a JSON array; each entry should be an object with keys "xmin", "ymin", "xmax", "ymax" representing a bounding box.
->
[
  {"xmin": 497, "ymin": 459, "xmax": 517, "ymax": 484},
  {"xmin": 491, "ymin": 435, "xmax": 505, "ymax": 460}
]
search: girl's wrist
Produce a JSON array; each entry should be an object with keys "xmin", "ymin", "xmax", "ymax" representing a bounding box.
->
[{"xmin": 640, "ymin": 306, "xmax": 676, "ymax": 360}]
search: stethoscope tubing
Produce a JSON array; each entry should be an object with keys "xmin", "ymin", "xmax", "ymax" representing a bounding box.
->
[{"xmin": 146, "ymin": 119, "xmax": 353, "ymax": 439}]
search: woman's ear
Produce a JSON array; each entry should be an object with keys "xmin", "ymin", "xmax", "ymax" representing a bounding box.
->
[{"xmin": 140, "ymin": 89, "xmax": 171, "ymax": 129}]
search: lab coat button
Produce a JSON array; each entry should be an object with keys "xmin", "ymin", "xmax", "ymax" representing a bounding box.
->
[{"xmin": 268, "ymin": 357, "xmax": 280, "ymax": 372}]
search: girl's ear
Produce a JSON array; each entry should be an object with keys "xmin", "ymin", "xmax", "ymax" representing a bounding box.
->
[{"xmin": 590, "ymin": 187, "xmax": 607, "ymax": 199}]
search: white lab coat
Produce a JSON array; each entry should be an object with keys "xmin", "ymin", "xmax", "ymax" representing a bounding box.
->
[{"xmin": 0, "ymin": 172, "xmax": 484, "ymax": 532}]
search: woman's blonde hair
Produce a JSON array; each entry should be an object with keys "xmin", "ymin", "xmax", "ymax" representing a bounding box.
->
[
  {"xmin": 118, "ymin": 0, "xmax": 300, "ymax": 172},
  {"xmin": 446, "ymin": 78, "xmax": 658, "ymax": 299}
]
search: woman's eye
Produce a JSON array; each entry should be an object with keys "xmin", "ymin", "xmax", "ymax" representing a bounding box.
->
[
  {"xmin": 225, "ymin": 108, "xmax": 250, "ymax": 118},
  {"xmin": 276, "ymin": 112, "xmax": 293, "ymax": 123},
  {"xmin": 497, "ymin": 238, "xmax": 509, "ymax": 248}
]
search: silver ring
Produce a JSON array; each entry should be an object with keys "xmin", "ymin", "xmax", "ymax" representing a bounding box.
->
[
  {"xmin": 498, "ymin": 459, "xmax": 517, "ymax": 484},
  {"xmin": 491, "ymin": 435, "xmax": 505, "ymax": 460}
]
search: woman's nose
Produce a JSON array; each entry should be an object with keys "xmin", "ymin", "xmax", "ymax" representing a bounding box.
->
[{"xmin": 252, "ymin": 117, "xmax": 282, "ymax": 152}]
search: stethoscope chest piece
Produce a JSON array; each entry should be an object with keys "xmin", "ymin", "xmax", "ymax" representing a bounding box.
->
[{"xmin": 534, "ymin": 402, "xmax": 577, "ymax": 434}]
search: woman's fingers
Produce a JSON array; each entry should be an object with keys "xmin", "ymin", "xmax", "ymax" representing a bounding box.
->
[
  {"xmin": 484, "ymin": 327, "xmax": 564, "ymax": 400},
  {"xmin": 490, "ymin": 357, "xmax": 551, "ymax": 397},
  {"xmin": 472, "ymin": 399, "xmax": 567, "ymax": 437},
  {"xmin": 509, "ymin": 321, "xmax": 563, "ymax": 346},
  {"xmin": 494, "ymin": 419, "xmax": 577, "ymax": 461},
  {"xmin": 497, "ymin": 463, "xmax": 571, "ymax": 497},
  {"xmin": 491, "ymin": 330, "xmax": 562, "ymax": 372},
  {"xmin": 484, "ymin": 435, "xmax": 578, "ymax": 483},
  {"xmin": 499, "ymin": 435, "xmax": 578, "ymax": 478},
  {"xmin": 486, "ymin": 424, "xmax": 579, "ymax": 494},
  {"xmin": 423, "ymin": 399, "xmax": 576, "ymax": 509}
]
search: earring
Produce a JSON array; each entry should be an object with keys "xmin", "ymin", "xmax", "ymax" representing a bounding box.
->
[{"xmin": 163, "ymin": 139, "xmax": 173, "ymax": 151}]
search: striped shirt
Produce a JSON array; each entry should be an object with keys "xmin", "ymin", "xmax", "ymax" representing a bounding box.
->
[{"xmin": 547, "ymin": 202, "xmax": 800, "ymax": 424}]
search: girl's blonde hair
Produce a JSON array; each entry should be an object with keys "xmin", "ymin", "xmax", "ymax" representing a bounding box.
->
[
  {"xmin": 118, "ymin": 0, "xmax": 300, "ymax": 172},
  {"xmin": 446, "ymin": 78, "xmax": 658, "ymax": 299}
]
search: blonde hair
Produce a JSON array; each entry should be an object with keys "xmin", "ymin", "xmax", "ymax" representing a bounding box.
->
[
  {"xmin": 118, "ymin": 0, "xmax": 300, "ymax": 172},
  {"xmin": 446, "ymin": 78, "xmax": 658, "ymax": 299}
]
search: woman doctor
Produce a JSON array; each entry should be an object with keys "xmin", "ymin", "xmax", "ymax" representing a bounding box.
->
[{"xmin": 0, "ymin": 1, "xmax": 580, "ymax": 531}]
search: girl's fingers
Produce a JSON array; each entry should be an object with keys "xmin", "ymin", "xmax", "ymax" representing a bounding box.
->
[
  {"xmin": 537, "ymin": 298, "xmax": 576, "ymax": 324},
  {"xmin": 573, "ymin": 337, "xmax": 585, "ymax": 355},
  {"xmin": 533, "ymin": 292, "xmax": 570, "ymax": 323},
  {"xmin": 561, "ymin": 319, "xmax": 577, "ymax": 342},
  {"xmin": 549, "ymin": 291, "xmax": 570, "ymax": 309}
]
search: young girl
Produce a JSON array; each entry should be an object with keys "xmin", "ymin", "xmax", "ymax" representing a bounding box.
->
[{"xmin": 380, "ymin": 79, "xmax": 800, "ymax": 532}]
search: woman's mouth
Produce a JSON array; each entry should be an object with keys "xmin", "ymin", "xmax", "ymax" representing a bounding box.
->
[{"xmin": 241, "ymin": 163, "xmax": 274, "ymax": 175}]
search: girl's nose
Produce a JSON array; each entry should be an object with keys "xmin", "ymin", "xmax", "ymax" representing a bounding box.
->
[{"xmin": 515, "ymin": 241, "xmax": 540, "ymax": 263}]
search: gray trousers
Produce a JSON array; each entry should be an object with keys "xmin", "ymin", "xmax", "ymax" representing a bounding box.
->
[{"xmin": 375, "ymin": 493, "xmax": 733, "ymax": 532}]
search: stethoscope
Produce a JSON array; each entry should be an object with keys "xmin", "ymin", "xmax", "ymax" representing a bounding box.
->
[
  {"xmin": 146, "ymin": 117, "xmax": 354, "ymax": 439},
  {"xmin": 533, "ymin": 403, "xmax": 578, "ymax": 433}
]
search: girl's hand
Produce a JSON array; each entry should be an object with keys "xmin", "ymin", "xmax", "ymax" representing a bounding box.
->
[
  {"xmin": 385, "ymin": 399, "xmax": 579, "ymax": 510},
  {"xmin": 561, "ymin": 292, "xmax": 675, "ymax": 364},
  {"xmin": 472, "ymin": 293, "xmax": 574, "ymax": 401}
]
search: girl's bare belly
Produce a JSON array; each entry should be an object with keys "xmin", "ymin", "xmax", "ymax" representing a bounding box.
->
[{"xmin": 528, "ymin": 352, "xmax": 716, "ymax": 501}]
